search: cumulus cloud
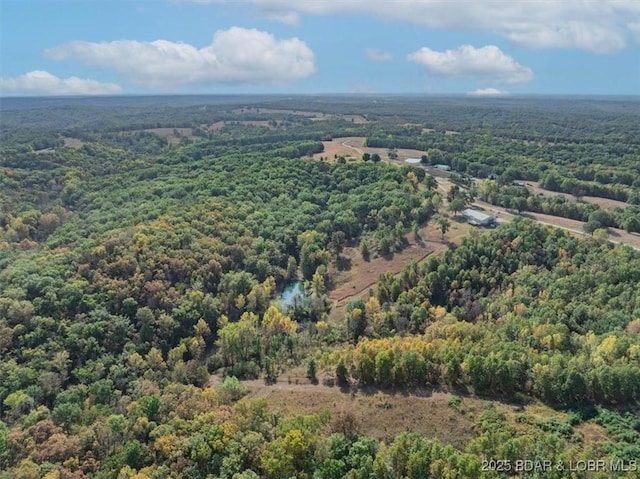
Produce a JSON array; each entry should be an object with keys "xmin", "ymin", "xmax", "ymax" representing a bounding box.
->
[
  {"xmin": 45, "ymin": 27, "xmax": 315, "ymax": 88},
  {"xmin": 0, "ymin": 70, "xmax": 122, "ymax": 96},
  {"xmin": 408, "ymin": 45, "xmax": 533, "ymax": 84},
  {"xmin": 191, "ymin": 0, "xmax": 640, "ymax": 53},
  {"xmin": 467, "ymin": 87, "xmax": 509, "ymax": 97}
]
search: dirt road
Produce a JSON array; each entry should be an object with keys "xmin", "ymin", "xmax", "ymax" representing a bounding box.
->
[{"xmin": 470, "ymin": 199, "xmax": 640, "ymax": 251}]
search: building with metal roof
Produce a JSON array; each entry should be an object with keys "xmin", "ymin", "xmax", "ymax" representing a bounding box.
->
[{"xmin": 461, "ymin": 209, "xmax": 497, "ymax": 227}]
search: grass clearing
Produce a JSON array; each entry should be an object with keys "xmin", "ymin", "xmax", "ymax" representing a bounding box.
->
[
  {"xmin": 328, "ymin": 229, "xmax": 447, "ymax": 321},
  {"xmin": 312, "ymin": 137, "xmax": 426, "ymax": 164},
  {"xmin": 145, "ymin": 127, "xmax": 194, "ymax": 144},
  {"xmin": 62, "ymin": 137, "xmax": 85, "ymax": 148},
  {"xmin": 237, "ymin": 374, "xmax": 615, "ymax": 452},
  {"xmin": 207, "ymin": 120, "xmax": 274, "ymax": 130},
  {"xmin": 526, "ymin": 181, "xmax": 629, "ymax": 210},
  {"xmin": 241, "ymin": 376, "xmax": 480, "ymax": 448}
]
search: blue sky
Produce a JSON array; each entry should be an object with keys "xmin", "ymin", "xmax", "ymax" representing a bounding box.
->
[{"xmin": 1, "ymin": 0, "xmax": 639, "ymax": 96}]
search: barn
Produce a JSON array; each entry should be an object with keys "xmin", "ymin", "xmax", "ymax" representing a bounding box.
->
[{"xmin": 462, "ymin": 209, "xmax": 497, "ymax": 227}]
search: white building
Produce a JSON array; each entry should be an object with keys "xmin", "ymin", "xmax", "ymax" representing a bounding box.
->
[{"xmin": 462, "ymin": 209, "xmax": 497, "ymax": 227}]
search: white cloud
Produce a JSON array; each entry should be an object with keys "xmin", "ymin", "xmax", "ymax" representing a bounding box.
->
[
  {"xmin": 467, "ymin": 87, "xmax": 509, "ymax": 97},
  {"xmin": 0, "ymin": 70, "xmax": 122, "ymax": 96},
  {"xmin": 265, "ymin": 11, "xmax": 300, "ymax": 25},
  {"xmin": 191, "ymin": 0, "xmax": 640, "ymax": 53},
  {"xmin": 45, "ymin": 27, "xmax": 315, "ymax": 89},
  {"xmin": 628, "ymin": 22, "xmax": 640, "ymax": 42},
  {"xmin": 366, "ymin": 48, "xmax": 393, "ymax": 62},
  {"xmin": 408, "ymin": 45, "xmax": 533, "ymax": 84}
]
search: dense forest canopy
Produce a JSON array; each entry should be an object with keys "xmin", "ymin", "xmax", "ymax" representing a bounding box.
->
[{"xmin": 0, "ymin": 95, "xmax": 639, "ymax": 478}]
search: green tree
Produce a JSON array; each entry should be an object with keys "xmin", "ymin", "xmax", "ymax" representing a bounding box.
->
[
  {"xmin": 216, "ymin": 375, "xmax": 248, "ymax": 403},
  {"xmin": 375, "ymin": 350, "xmax": 394, "ymax": 387},
  {"xmin": 424, "ymin": 175, "xmax": 438, "ymax": 190},
  {"xmin": 346, "ymin": 305, "xmax": 367, "ymax": 344},
  {"xmin": 329, "ymin": 230, "xmax": 346, "ymax": 259},
  {"xmin": 138, "ymin": 395, "xmax": 161, "ymax": 421},
  {"xmin": 336, "ymin": 360, "xmax": 349, "ymax": 387},
  {"xmin": 0, "ymin": 420, "xmax": 8, "ymax": 469},
  {"xmin": 512, "ymin": 196, "xmax": 527, "ymax": 214},
  {"xmin": 360, "ymin": 240, "xmax": 370, "ymax": 261},
  {"xmin": 448, "ymin": 198, "xmax": 466, "ymax": 216},
  {"xmin": 307, "ymin": 358, "xmax": 318, "ymax": 384},
  {"xmin": 3, "ymin": 391, "xmax": 34, "ymax": 422},
  {"xmin": 436, "ymin": 216, "xmax": 450, "ymax": 239}
]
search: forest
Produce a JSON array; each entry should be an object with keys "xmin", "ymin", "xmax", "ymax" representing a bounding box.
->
[{"xmin": 1, "ymin": 95, "xmax": 639, "ymax": 478}]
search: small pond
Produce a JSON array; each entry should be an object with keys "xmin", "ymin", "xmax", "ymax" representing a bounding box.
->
[{"xmin": 279, "ymin": 280, "xmax": 306, "ymax": 309}]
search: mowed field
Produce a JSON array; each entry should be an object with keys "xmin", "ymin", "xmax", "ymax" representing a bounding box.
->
[{"xmin": 312, "ymin": 136, "xmax": 424, "ymax": 162}]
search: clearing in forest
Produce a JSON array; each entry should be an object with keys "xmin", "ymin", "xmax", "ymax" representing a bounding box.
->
[
  {"xmin": 144, "ymin": 127, "xmax": 194, "ymax": 143},
  {"xmin": 313, "ymin": 136, "xmax": 425, "ymax": 162},
  {"xmin": 327, "ymin": 223, "xmax": 456, "ymax": 321},
  {"xmin": 238, "ymin": 372, "xmax": 611, "ymax": 452},
  {"xmin": 525, "ymin": 181, "xmax": 630, "ymax": 210}
]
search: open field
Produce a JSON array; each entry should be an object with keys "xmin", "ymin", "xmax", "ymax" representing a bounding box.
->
[
  {"xmin": 242, "ymin": 379, "xmax": 480, "ymax": 448},
  {"xmin": 311, "ymin": 136, "xmax": 365, "ymax": 160},
  {"xmin": 233, "ymin": 373, "xmax": 612, "ymax": 451},
  {"xmin": 526, "ymin": 181, "xmax": 629, "ymax": 210},
  {"xmin": 230, "ymin": 108, "xmax": 369, "ymax": 124},
  {"xmin": 144, "ymin": 127, "xmax": 194, "ymax": 143},
  {"xmin": 335, "ymin": 114, "xmax": 369, "ymax": 124},
  {"xmin": 329, "ymin": 236, "xmax": 445, "ymax": 305},
  {"xmin": 313, "ymin": 136, "xmax": 425, "ymax": 162},
  {"xmin": 326, "ymin": 221, "xmax": 472, "ymax": 322},
  {"xmin": 207, "ymin": 120, "xmax": 274, "ymax": 130},
  {"xmin": 232, "ymin": 107, "xmax": 318, "ymax": 116},
  {"xmin": 62, "ymin": 137, "xmax": 85, "ymax": 148},
  {"xmin": 341, "ymin": 137, "xmax": 426, "ymax": 163}
]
